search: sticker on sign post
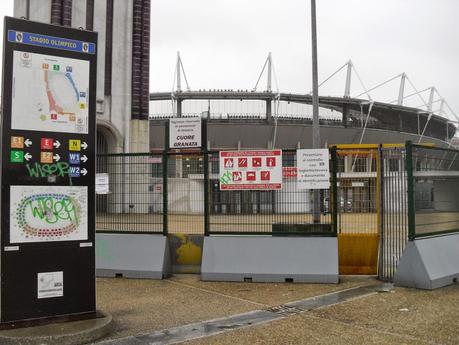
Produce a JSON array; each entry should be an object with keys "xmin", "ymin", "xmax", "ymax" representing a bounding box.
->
[
  {"xmin": 297, "ymin": 149, "xmax": 330, "ymax": 190},
  {"xmin": 37, "ymin": 271, "xmax": 63, "ymax": 299},
  {"xmin": 219, "ymin": 150, "xmax": 282, "ymax": 190}
]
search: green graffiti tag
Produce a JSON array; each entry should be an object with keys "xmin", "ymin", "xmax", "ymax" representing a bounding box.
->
[
  {"xmin": 220, "ymin": 171, "xmax": 232, "ymax": 184},
  {"xmin": 26, "ymin": 162, "xmax": 70, "ymax": 178},
  {"xmin": 16, "ymin": 193, "xmax": 81, "ymax": 239},
  {"xmin": 27, "ymin": 195, "xmax": 79, "ymax": 225}
]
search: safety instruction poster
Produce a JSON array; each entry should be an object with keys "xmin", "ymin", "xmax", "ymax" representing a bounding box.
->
[{"xmin": 219, "ymin": 150, "xmax": 282, "ymax": 190}]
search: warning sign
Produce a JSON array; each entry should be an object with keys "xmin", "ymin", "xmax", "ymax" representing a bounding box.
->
[{"xmin": 219, "ymin": 150, "xmax": 282, "ymax": 190}]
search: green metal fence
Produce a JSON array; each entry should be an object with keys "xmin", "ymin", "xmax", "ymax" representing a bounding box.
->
[
  {"xmin": 95, "ymin": 142, "xmax": 459, "ymax": 280},
  {"xmin": 96, "ymin": 152, "xmax": 165, "ymax": 234},
  {"xmin": 406, "ymin": 142, "xmax": 459, "ymax": 240},
  {"xmin": 206, "ymin": 149, "xmax": 337, "ymax": 236},
  {"xmin": 96, "ymin": 149, "xmax": 338, "ymax": 236}
]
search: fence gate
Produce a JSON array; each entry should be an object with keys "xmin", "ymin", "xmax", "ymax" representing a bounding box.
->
[
  {"xmin": 335, "ymin": 146, "xmax": 380, "ymax": 275},
  {"xmin": 378, "ymin": 146, "xmax": 409, "ymax": 281}
]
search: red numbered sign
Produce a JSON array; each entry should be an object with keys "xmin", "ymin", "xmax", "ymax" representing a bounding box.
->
[{"xmin": 41, "ymin": 138, "xmax": 54, "ymax": 150}]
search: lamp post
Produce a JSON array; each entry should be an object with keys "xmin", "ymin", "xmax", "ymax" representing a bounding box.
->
[{"xmin": 310, "ymin": 0, "xmax": 321, "ymax": 223}]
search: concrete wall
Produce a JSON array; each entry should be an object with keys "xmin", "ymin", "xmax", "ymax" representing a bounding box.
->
[
  {"xmin": 14, "ymin": 0, "xmax": 52, "ymax": 23},
  {"xmin": 96, "ymin": 233, "xmax": 171, "ymax": 279},
  {"xmin": 201, "ymin": 236, "xmax": 339, "ymax": 283}
]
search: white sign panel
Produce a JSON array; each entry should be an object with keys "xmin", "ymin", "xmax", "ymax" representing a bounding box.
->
[
  {"xmin": 37, "ymin": 271, "xmax": 63, "ymax": 299},
  {"xmin": 169, "ymin": 118, "xmax": 201, "ymax": 149},
  {"xmin": 10, "ymin": 185, "xmax": 88, "ymax": 243},
  {"xmin": 11, "ymin": 51, "xmax": 90, "ymax": 134},
  {"xmin": 297, "ymin": 149, "xmax": 330, "ymax": 190},
  {"xmin": 96, "ymin": 173, "xmax": 109, "ymax": 194},
  {"xmin": 219, "ymin": 150, "xmax": 282, "ymax": 190}
]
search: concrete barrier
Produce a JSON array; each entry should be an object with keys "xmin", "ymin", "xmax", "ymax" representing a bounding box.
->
[
  {"xmin": 394, "ymin": 233, "xmax": 459, "ymax": 289},
  {"xmin": 96, "ymin": 233, "xmax": 171, "ymax": 279},
  {"xmin": 201, "ymin": 236, "xmax": 339, "ymax": 283}
]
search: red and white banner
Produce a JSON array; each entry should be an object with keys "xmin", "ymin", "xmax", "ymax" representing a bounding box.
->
[{"xmin": 219, "ymin": 150, "xmax": 282, "ymax": 190}]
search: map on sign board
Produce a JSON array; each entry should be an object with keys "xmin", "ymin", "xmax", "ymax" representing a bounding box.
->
[
  {"xmin": 219, "ymin": 150, "xmax": 282, "ymax": 190},
  {"xmin": 11, "ymin": 51, "xmax": 89, "ymax": 134},
  {"xmin": 10, "ymin": 185, "xmax": 88, "ymax": 243}
]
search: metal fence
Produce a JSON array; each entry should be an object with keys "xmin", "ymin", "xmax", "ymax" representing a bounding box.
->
[
  {"xmin": 95, "ymin": 143, "xmax": 459, "ymax": 280},
  {"xmin": 166, "ymin": 152, "xmax": 205, "ymax": 234},
  {"xmin": 96, "ymin": 149, "xmax": 337, "ymax": 236},
  {"xmin": 96, "ymin": 153, "xmax": 165, "ymax": 234},
  {"xmin": 335, "ymin": 147, "xmax": 379, "ymax": 235},
  {"xmin": 207, "ymin": 149, "xmax": 337, "ymax": 236},
  {"xmin": 408, "ymin": 142, "xmax": 459, "ymax": 239},
  {"xmin": 379, "ymin": 146, "xmax": 409, "ymax": 281}
]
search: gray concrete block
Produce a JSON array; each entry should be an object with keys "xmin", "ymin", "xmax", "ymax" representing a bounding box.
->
[
  {"xmin": 201, "ymin": 236, "xmax": 339, "ymax": 283},
  {"xmin": 395, "ymin": 234, "xmax": 459, "ymax": 289},
  {"xmin": 96, "ymin": 233, "xmax": 171, "ymax": 279}
]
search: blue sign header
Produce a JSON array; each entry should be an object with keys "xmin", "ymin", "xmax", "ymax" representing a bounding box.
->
[{"xmin": 8, "ymin": 30, "xmax": 95, "ymax": 54}]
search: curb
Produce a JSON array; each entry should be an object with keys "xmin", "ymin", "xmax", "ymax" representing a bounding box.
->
[{"xmin": 0, "ymin": 311, "xmax": 113, "ymax": 345}]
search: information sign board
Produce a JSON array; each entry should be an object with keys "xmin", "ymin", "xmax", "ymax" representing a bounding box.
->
[
  {"xmin": 219, "ymin": 150, "xmax": 282, "ymax": 190},
  {"xmin": 169, "ymin": 118, "xmax": 201, "ymax": 149},
  {"xmin": 0, "ymin": 17, "xmax": 97, "ymax": 323},
  {"xmin": 297, "ymin": 149, "xmax": 330, "ymax": 190}
]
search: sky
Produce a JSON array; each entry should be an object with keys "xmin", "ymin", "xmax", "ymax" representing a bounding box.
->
[
  {"xmin": 149, "ymin": 0, "xmax": 459, "ymax": 119},
  {"xmin": 0, "ymin": 0, "xmax": 458, "ymax": 118}
]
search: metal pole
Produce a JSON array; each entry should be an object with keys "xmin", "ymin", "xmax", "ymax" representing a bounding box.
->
[
  {"xmin": 311, "ymin": 0, "xmax": 321, "ymax": 223},
  {"xmin": 397, "ymin": 73, "xmax": 406, "ymax": 105},
  {"xmin": 377, "ymin": 145, "xmax": 385, "ymax": 279},
  {"xmin": 163, "ymin": 121, "xmax": 170, "ymax": 236},
  {"xmin": 405, "ymin": 141, "xmax": 416, "ymax": 241},
  {"xmin": 267, "ymin": 52, "xmax": 272, "ymax": 92},
  {"xmin": 344, "ymin": 60, "xmax": 352, "ymax": 98},
  {"xmin": 203, "ymin": 119, "xmax": 210, "ymax": 236}
]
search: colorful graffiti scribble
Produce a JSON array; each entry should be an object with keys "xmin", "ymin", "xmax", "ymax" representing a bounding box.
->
[{"xmin": 10, "ymin": 186, "xmax": 88, "ymax": 243}]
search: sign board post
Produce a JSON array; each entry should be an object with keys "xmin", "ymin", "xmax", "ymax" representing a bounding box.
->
[{"xmin": 0, "ymin": 17, "xmax": 97, "ymax": 323}]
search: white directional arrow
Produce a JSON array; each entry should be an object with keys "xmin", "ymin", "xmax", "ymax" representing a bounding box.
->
[
  {"xmin": 53, "ymin": 140, "xmax": 61, "ymax": 148},
  {"xmin": 81, "ymin": 142, "xmax": 88, "ymax": 150},
  {"xmin": 53, "ymin": 154, "xmax": 61, "ymax": 162},
  {"xmin": 81, "ymin": 168, "xmax": 88, "ymax": 176},
  {"xmin": 24, "ymin": 139, "xmax": 32, "ymax": 147},
  {"xmin": 24, "ymin": 153, "xmax": 32, "ymax": 161},
  {"xmin": 81, "ymin": 155, "xmax": 88, "ymax": 163}
]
